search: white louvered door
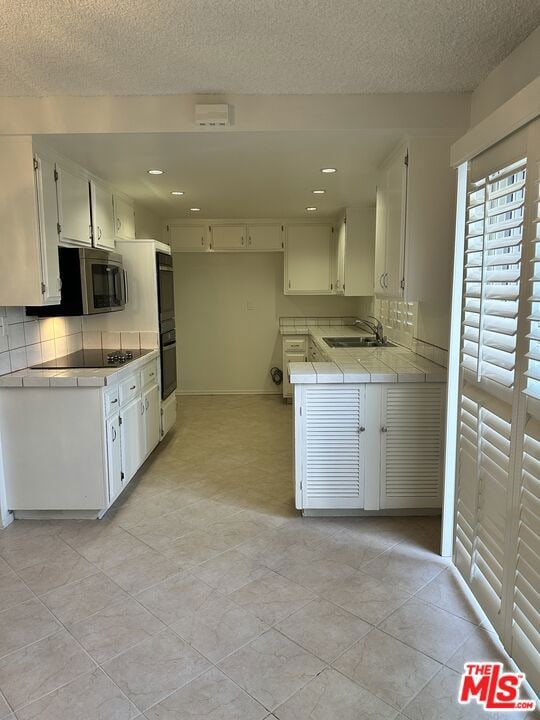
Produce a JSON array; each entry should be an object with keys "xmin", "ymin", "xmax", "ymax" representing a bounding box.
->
[
  {"xmin": 301, "ymin": 385, "xmax": 365, "ymax": 508},
  {"xmin": 379, "ymin": 384, "xmax": 445, "ymax": 509}
]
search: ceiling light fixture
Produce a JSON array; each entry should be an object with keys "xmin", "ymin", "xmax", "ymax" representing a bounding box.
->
[
  {"xmin": 190, "ymin": 207, "xmax": 201, "ymax": 212},
  {"xmin": 320, "ymin": 168, "xmax": 337, "ymax": 174},
  {"xmin": 170, "ymin": 191, "xmax": 185, "ymax": 196},
  {"xmin": 306, "ymin": 206, "xmax": 317, "ymax": 211},
  {"xmin": 312, "ymin": 190, "xmax": 326, "ymax": 194},
  {"xmin": 147, "ymin": 169, "xmax": 164, "ymax": 175}
]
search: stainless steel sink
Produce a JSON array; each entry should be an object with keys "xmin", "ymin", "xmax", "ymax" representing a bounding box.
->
[{"xmin": 323, "ymin": 336, "xmax": 396, "ymax": 348}]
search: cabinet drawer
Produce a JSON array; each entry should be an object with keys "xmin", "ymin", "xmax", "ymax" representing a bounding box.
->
[
  {"xmin": 119, "ymin": 374, "xmax": 140, "ymax": 406},
  {"xmin": 142, "ymin": 360, "xmax": 159, "ymax": 388},
  {"xmin": 284, "ymin": 337, "xmax": 307, "ymax": 353},
  {"xmin": 104, "ymin": 386, "xmax": 120, "ymax": 416}
]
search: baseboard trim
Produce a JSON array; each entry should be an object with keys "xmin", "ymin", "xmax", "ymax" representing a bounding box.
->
[{"xmin": 176, "ymin": 389, "xmax": 282, "ymax": 396}]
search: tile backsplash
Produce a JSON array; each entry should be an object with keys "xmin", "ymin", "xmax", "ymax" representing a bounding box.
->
[
  {"xmin": 0, "ymin": 307, "xmax": 82, "ymax": 377},
  {"xmin": 82, "ymin": 330, "xmax": 159, "ymax": 351}
]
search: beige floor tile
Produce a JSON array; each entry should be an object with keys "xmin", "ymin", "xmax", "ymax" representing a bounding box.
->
[
  {"xmin": 322, "ymin": 570, "xmax": 412, "ymax": 625},
  {"xmin": 378, "ymin": 599, "xmax": 477, "ymax": 664},
  {"xmin": 0, "ymin": 534, "xmax": 75, "ymax": 571},
  {"xmin": 415, "ymin": 567, "xmax": 485, "ymax": 625},
  {"xmin": 0, "ymin": 629, "xmax": 95, "ymax": 710},
  {"xmin": 446, "ymin": 627, "xmax": 511, "ymax": 674},
  {"xmin": 102, "ymin": 629, "xmax": 210, "ymax": 713},
  {"xmin": 321, "ymin": 527, "xmax": 399, "ymax": 569},
  {"xmin": 0, "ymin": 691, "xmax": 11, "ymax": 720},
  {"xmin": 170, "ymin": 591, "xmax": 269, "ymax": 662},
  {"xmin": 162, "ymin": 528, "xmax": 237, "ymax": 568},
  {"xmin": 104, "ymin": 548, "xmax": 182, "ymax": 594},
  {"xmin": 190, "ymin": 549, "xmax": 272, "ymax": 594},
  {"xmin": 275, "ymin": 599, "xmax": 371, "ymax": 663},
  {"xmin": 229, "ymin": 571, "xmax": 315, "ymax": 625},
  {"xmin": 145, "ymin": 667, "xmax": 267, "ymax": 720},
  {"xmin": 40, "ymin": 572, "xmax": 127, "ymax": 626},
  {"xmin": 361, "ymin": 544, "xmax": 449, "ymax": 594},
  {"xmin": 69, "ymin": 597, "xmax": 166, "ymax": 664},
  {"xmin": 0, "ymin": 598, "xmax": 60, "ymax": 659},
  {"xmin": 61, "ymin": 525, "xmax": 150, "ymax": 571},
  {"xmin": 275, "ymin": 666, "xmax": 398, "ymax": 720},
  {"xmin": 218, "ymin": 629, "xmax": 325, "ymax": 711},
  {"xmin": 402, "ymin": 666, "xmax": 501, "ymax": 720},
  {"xmin": 16, "ymin": 548, "xmax": 96, "ymax": 596},
  {"xmin": 135, "ymin": 573, "xmax": 215, "ymax": 626},
  {"xmin": 126, "ymin": 511, "xmax": 200, "ymax": 551},
  {"xmin": 0, "ymin": 573, "xmax": 33, "ymax": 613},
  {"xmin": 276, "ymin": 554, "xmax": 358, "ymax": 595},
  {"xmin": 333, "ymin": 628, "xmax": 441, "ymax": 711},
  {"xmin": 14, "ymin": 668, "xmax": 138, "ymax": 720}
]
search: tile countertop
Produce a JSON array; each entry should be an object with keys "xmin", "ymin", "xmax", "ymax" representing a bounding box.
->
[
  {"xmin": 286, "ymin": 326, "xmax": 447, "ymax": 384},
  {"xmin": 0, "ymin": 349, "xmax": 160, "ymax": 388}
]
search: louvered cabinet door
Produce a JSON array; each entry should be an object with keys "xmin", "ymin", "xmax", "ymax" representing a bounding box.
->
[
  {"xmin": 301, "ymin": 386, "xmax": 364, "ymax": 508},
  {"xmin": 379, "ymin": 384, "xmax": 445, "ymax": 509}
]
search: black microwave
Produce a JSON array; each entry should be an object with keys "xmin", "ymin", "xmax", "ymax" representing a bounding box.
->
[{"xmin": 28, "ymin": 247, "xmax": 127, "ymax": 317}]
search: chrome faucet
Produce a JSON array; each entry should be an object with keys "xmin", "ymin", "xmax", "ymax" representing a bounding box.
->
[{"xmin": 354, "ymin": 316, "xmax": 386, "ymax": 345}]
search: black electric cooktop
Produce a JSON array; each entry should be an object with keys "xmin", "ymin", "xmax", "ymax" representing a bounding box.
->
[{"xmin": 31, "ymin": 348, "xmax": 153, "ymax": 369}]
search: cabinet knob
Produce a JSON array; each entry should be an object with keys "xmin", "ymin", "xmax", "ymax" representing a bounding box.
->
[
  {"xmin": 381, "ymin": 426, "xmax": 388, "ymax": 433},
  {"xmin": 358, "ymin": 426, "xmax": 365, "ymax": 433}
]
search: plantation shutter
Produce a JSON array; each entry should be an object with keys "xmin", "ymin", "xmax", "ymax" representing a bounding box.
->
[
  {"xmin": 456, "ymin": 128, "xmax": 528, "ymax": 636},
  {"xmin": 512, "ymin": 145, "xmax": 540, "ymax": 693}
]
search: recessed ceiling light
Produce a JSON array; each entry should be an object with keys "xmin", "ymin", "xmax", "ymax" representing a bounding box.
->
[
  {"xmin": 312, "ymin": 189, "xmax": 326, "ymax": 194},
  {"xmin": 170, "ymin": 191, "xmax": 185, "ymax": 196},
  {"xmin": 320, "ymin": 167, "xmax": 337, "ymax": 174},
  {"xmin": 306, "ymin": 206, "xmax": 317, "ymax": 211},
  {"xmin": 190, "ymin": 207, "xmax": 201, "ymax": 212},
  {"xmin": 147, "ymin": 169, "xmax": 164, "ymax": 175}
]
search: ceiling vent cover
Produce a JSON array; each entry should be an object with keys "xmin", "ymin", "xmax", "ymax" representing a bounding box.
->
[{"xmin": 195, "ymin": 104, "xmax": 231, "ymax": 127}]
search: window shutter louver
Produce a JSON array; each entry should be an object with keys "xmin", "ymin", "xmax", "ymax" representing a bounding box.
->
[{"xmin": 525, "ymin": 165, "xmax": 540, "ymax": 402}]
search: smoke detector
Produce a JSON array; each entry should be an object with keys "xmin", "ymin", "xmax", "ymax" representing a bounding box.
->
[{"xmin": 195, "ymin": 104, "xmax": 231, "ymax": 127}]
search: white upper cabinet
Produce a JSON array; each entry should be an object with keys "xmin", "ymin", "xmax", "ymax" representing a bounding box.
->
[
  {"xmin": 334, "ymin": 208, "xmax": 375, "ymax": 296},
  {"xmin": 374, "ymin": 146, "xmax": 407, "ymax": 297},
  {"xmin": 33, "ymin": 153, "xmax": 61, "ymax": 305},
  {"xmin": 90, "ymin": 180, "xmax": 115, "ymax": 250},
  {"xmin": 55, "ymin": 163, "xmax": 92, "ymax": 247},
  {"xmin": 210, "ymin": 224, "xmax": 246, "ymax": 250},
  {"xmin": 169, "ymin": 224, "xmax": 208, "ymax": 251},
  {"xmin": 247, "ymin": 224, "xmax": 283, "ymax": 251},
  {"xmin": 113, "ymin": 195, "xmax": 136, "ymax": 240},
  {"xmin": 374, "ymin": 136, "xmax": 456, "ymax": 302},
  {"xmin": 285, "ymin": 224, "xmax": 333, "ymax": 295}
]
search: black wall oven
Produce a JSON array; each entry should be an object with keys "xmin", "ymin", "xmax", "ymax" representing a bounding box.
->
[{"xmin": 156, "ymin": 252, "xmax": 177, "ymax": 400}]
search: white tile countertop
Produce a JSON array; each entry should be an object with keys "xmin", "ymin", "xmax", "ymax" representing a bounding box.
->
[
  {"xmin": 286, "ymin": 326, "xmax": 447, "ymax": 384},
  {"xmin": 0, "ymin": 349, "xmax": 159, "ymax": 388}
]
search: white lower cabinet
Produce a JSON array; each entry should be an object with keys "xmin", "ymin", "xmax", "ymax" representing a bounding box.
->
[
  {"xmin": 143, "ymin": 383, "xmax": 161, "ymax": 457},
  {"xmin": 106, "ymin": 413, "xmax": 123, "ymax": 503},
  {"xmin": 282, "ymin": 336, "xmax": 308, "ymax": 399},
  {"xmin": 294, "ymin": 382, "xmax": 445, "ymax": 511},
  {"xmin": 119, "ymin": 395, "xmax": 144, "ymax": 485}
]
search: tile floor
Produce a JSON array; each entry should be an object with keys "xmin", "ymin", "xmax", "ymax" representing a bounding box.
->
[{"xmin": 0, "ymin": 395, "xmax": 537, "ymax": 719}]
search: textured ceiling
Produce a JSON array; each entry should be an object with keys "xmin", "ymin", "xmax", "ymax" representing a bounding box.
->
[
  {"xmin": 1, "ymin": 1, "xmax": 539, "ymax": 96},
  {"xmin": 41, "ymin": 130, "xmax": 402, "ymax": 217}
]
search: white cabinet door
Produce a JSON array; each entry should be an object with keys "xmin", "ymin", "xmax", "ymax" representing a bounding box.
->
[
  {"xmin": 55, "ymin": 164, "xmax": 92, "ymax": 247},
  {"xmin": 120, "ymin": 396, "xmax": 144, "ymax": 484},
  {"xmin": 211, "ymin": 225, "xmax": 246, "ymax": 250},
  {"xmin": 143, "ymin": 383, "xmax": 160, "ymax": 457},
  {"xmin": 169, "ymin": 224, "xmax": 208, "ymax": 251},
  {"xmin": 247, "ymin": 224, "xmax": 283, "ymax": 251},
  {"xmin": 379, "ymin": 383, "xmax": 444, "ymax": 509},
  {"xmin": 283, "ymin": 350, "xmax": 307, "ymax": 398},
  {"xmin": 285, "ymin": 225, "xmax": 333, "ymax": 294},
  {"xmin": 384, "ymin": 151, "xmax": 407, "ymax": 297},
  {"xmin": 34, "ymin": 154, "xmax": 61, "ymax": 305},
  {"xmin": 113, "ymin": 195, "xmax": 136, "ymax": 240},
  {"xmin": 91, "ymin": 181, "xmax": 115, "ymax": 250},
  {"xmin": 106, "ymin": 413, "xmax": 123, "ymax": 502},
  {"xmin": 335, "ymin": 219, "xmax": 346, "ymax": 294},
  {"xmin": 300, "ymin": 385, "xmax": 365, "ymax": 508},
  {"xmin": 374, "ymin": 187, "xmax": 387, "ymax": 293}
]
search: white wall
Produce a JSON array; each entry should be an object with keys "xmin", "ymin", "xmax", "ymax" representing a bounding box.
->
[
  {"xmin": 174, "ymin": 252, "xmax": 359, "ymax": 394},
  {"xmin": 470, "ymin": 26, "xmax": 540, "ymax": 126},
  {"xmin": 134, "ymin": 203, "xmax": 162, "ymax": 243}
]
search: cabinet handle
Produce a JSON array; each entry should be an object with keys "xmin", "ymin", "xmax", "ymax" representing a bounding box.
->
[
  {"xmin": 116, "ymin": 218, "xmax": 121, "ymax": 231},
  {"xmin": 248, "ymin": 236, "xmax": 251, "ymax": 246},
  {"xmin": 130, "ymin": 385, "xmax": 136, "ymax": 390},
  {"xmin": 141, "ymin": 402, "xmax": 145, "ymax": 415},
  {"xmin": 241, "ymin": 236, "xmax": 244, "ymax": 245},
  {"xmin": 145, "ymin": 398, "xmax": 149, "ymax": 409},
  {"xmin": 288, "ymin": 281, "xmax": 291, "ymax": 289},
  {"xmin": 379, "ymin": 274, "xmax": 384, "ymax": 289},
  {"xmin": 381, "ymin": 426, "xmax": 388, "ymax": 433},
  {"xmin": 358, "ymin": 426, "xmax": 366, "ymax": 433},
  {"xmin": 97, "ymin": 226, "xmax": 102, "ymax": 240},
  {"xmin": 201, "ymin": 236, "xmax": 204, "ymax": 245},
  {"xmin": 149, "ymin": 372, "xmax": 155, "ymax": 377},
  {"xmin": 112, "ymin": 427, "xmax": 116, "ymax": 442},
  {"xmin": 384, "ymin": 273, "xmax": 389, "ymax": 288},
  {"xmin": 111, "ymin": 398, "xmax": 118, "ymax": 404}
]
